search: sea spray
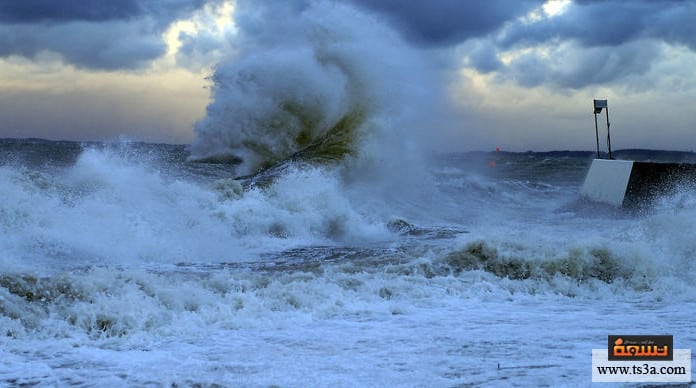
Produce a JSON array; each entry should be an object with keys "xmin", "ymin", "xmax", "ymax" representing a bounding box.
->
[
  {"xmin": 0, "ymin": 144, "xmax": 393, "ymax": 271},
  {"xmin": 2, "ymin": 1, "xmax": 696, "ymax": 384},
  {"xmin": 2, "ymin": 140, "xmax": 696, "ymax": 386},
  {"xmin": 189, "ymin": 1, "xmax": 446, "ymax": 182}
]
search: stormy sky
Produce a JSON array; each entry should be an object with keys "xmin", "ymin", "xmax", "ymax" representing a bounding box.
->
[{"xmin": 1, "ymin": 0, "xmax": 695, "ymax": 151}]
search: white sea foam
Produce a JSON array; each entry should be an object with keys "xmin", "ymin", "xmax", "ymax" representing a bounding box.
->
[
  {"xmin": 2, "ymin": 0, "xmax": 696, "ymax": 385},
  {"xmin": 0, "ymin": 146, "xmax": 393, "ymax": 271}
]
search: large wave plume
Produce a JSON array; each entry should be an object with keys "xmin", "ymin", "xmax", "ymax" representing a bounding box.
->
[{"xmin": 189, "ymin": 1, "xmax": 445, "ymax": 176}]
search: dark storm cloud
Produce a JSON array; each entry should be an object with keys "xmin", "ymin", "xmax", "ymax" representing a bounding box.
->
[
  {"xmin": 0, "ymin": 0, "xmax": 143, "ymax": 23},
  {"xmin": 0, "ymin": 0, "xmax": 213, "ymax": 69},
  {"xmin": 465, "ymin": 41, "xmax": 502, "ymax": 73},
  {"xmin": 500, "ymin": 0, "xmax": 696, "ymax": 50},
  {"xmin": 505, "ymin": 40, "xmax": 662, "ymax": 89},
  {"xmin": 0, "ymin": 22, "xmax": 165, "ymax": 70},
  {"xmin": 346, "ymin": 0, "xmax": 696, "ymax": 89},
  {"xmin": 493, "ymin": 0, "xmax": 696, "ymax": 89},
  {"xmin": 0, "ymin": 0, "xmax": 208, "ymax": 24},
  {"xmin": 348, "ymin": 0, "xmax": 541, "ymax": 47}
]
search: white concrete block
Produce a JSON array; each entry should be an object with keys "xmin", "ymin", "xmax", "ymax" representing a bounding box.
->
[{"xmin": 581, "ymin": 159, "xmax": 634, "ymax": 206}]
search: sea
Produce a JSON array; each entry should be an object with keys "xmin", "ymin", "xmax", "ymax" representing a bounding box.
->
[
  {"xmin": 1, "ymin": 138, "xmax": 695, "ymax": 387},
  {"xmin": 2, "ymin": 2, "xmax": 696, "ymax": 386}
]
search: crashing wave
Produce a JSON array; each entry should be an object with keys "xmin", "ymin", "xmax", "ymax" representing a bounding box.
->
[{"xmin": 188, "ymin": 1, "xmax": 443, "ymax": 178}]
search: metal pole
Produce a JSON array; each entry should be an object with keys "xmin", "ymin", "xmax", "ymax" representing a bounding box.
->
[
  {"xmin": 605, "ymin": 107, "xmax": 613, "ymax": 159},
  {"xmin": 594, "ymin": 113, "xmax": 600, "ymax": 158}
]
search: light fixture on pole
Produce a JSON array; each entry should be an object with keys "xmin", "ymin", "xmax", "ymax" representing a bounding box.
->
[{"xmin": 593, "ymin": 99, "xmax": 613, "ymax": 159}]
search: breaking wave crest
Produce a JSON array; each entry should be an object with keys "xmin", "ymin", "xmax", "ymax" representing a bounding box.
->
[
  {"xmin": 0, "ymin": 146, "xmax": 392, "ymax": 272},
  {"xmin": 1, "ymin": 237, "xmax": 689, "ymax": 341},
  {"xmin": 189, "ymin": 2, "xmax": 444, "ymax": 177},
  {"xmin": 439, "ymin": 241, "xmax": 650, "ymax": 289}
]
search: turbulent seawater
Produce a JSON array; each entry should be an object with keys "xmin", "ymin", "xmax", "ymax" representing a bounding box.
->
[
  {"xmin": 3, "ymin": 2, "xmax": 696, "ymax": 386},
  {"xmin": 1, "ymin": 138, "xmax": 695, "ymax": 386}
]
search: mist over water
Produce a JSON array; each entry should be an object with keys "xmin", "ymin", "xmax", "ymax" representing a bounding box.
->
[{"xmin": 2, "ymin": 1, "xmax": 696, "ymax": 385}]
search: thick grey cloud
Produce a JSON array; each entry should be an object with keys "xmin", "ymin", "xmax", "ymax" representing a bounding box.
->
[
  {"xmin": 345, "ymin": 0, "xmax": 696, "ymax": 89},
  {"xmin": 0, "ymin": 0, "xmax": 208, "ymax": 25},
  {"xmin": 0, "ymin": 0, "xmax": 214, "ymax": 69},
  {"xmin": 0, "ymin": 22, "xmax": 165, "ymax": 70},
  {"xmin": 348, "ymin": 0, "xmax": 541, "ymax": 47},
  {"xmin": 346, "ymin": 0, "xmax": 696, "ymax": 51},
  {"xmin": 0, "ymin": 1, "xmax": 143, "ymax": 23},
  {"xmin": 3, "ymin": 0, "xmax": 695, "ymax": 84},
  {"xmin": 464, "ymin": 40, "xmax": 503, "ymax": 73},
  {"xmin": 504, "ymin": 40, "xmax": 662, "ymax": 89},
  {"xmin": 492, "ymin": 0, "xmax": 696, "ymax": 89},
  {"xmin": 500, "ymin": 0, "xmax": 696, "ymax": 50}
]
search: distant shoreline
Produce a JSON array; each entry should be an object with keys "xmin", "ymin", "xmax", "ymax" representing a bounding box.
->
[{"xmin": 2, "ymin": 137, "xmax": 696, "ymax": 160}]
